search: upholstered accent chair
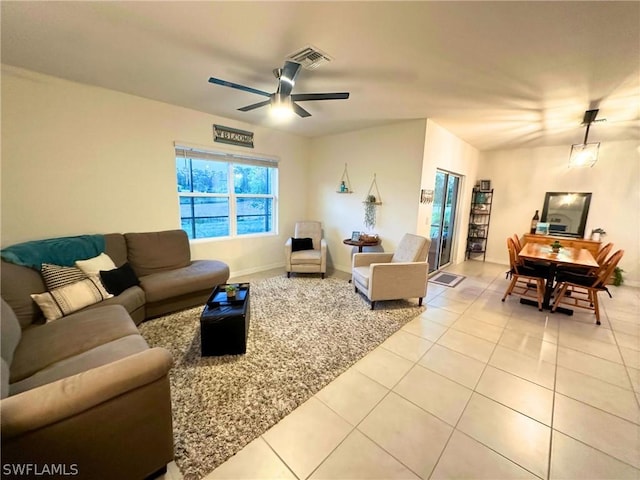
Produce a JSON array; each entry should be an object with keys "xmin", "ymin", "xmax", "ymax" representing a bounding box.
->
[
  {"xmin": 285, "ymin": 221, "xmax": 327, "ymax": 279},
  {"xmin": 352, "ymin": 233, "xmax": 430, "ymax": 309}
]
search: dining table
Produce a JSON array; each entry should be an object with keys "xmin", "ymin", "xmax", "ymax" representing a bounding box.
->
[{"xmin": 518, "ymin": 242, "xmax": 599, "ymax": 314}]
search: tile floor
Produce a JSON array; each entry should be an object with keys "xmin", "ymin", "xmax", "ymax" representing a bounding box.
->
[{"xmin": 161, "ymin": 260, "xmax": 640, "ymax": 480}]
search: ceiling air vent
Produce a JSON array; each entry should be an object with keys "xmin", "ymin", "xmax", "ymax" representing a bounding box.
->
[{"xmin": 286, "ymin": 45, "xmax": 332, "ymax": 70}]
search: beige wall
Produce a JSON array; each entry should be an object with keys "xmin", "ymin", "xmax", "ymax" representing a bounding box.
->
[
  {"xmin": 5, "ymin": 65, "xmax": 635, "ymax": 284},
  {"xmin": 1, "ymin": 65, "xmax": 310, "ymax": 276},
  {"xmin": 308, "ymin": 120, "xmax": 427, "ymax": 273},
  {"xmin": 479, "ymin": 141, "xmax": 640, "ymax": 285}
]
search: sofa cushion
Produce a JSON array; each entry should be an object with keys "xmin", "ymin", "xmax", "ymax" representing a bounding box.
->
[
  {"xmin": 100, "ymin": 263, "xmax": 140, "ymax": 295},
  {"xmin": 30, "ymin": 277, "xmax": 113, "ymax": 322},
  {"xmin": 75, "ymin": 253, "xmax": 117, "ymax": 276},
  {"xmin": 1, "ymin": 299, "xmax": 22, "ymax": 366},
  {"xmin": 84, "ymin": 285, "xmax": 145, "ymax": 317},
  {"xmin": 104, "ymin": 233, "xmax": 128, "ymax": 267},
  {"xmin": 41, "ymin": 263, "xmax": 87, "ymax": 291},
  {"xmin": 125, "ymin": 230, "xmax": 191, "ymax": 277},
  {"xmin": 1, "ymin": 261, "xmax": 46, "ymax": 328},
  {"xmin": 391, "ymin": 234, "xmax": 429, "ymax": 263},
  {"xmin": 290, "ymin": 250, "xmax": 322, "ymax": 265},
  {"xmin": 10, "ymin": 304, "xmax": 138, "ymax": 383},
  {"xmin": 9, "ymin": 334, "xmax": 149, "ymax": 395},
  {"xmin": 1, "ymin": 358, "xmax": 9, "ymax": 399},
  {"xmin": 139, "ymin": 260, "xmax": 229, "ymax": 303}
]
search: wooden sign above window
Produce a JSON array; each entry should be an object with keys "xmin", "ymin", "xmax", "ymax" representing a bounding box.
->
[{"xmin": 213, "ymin": 124, "xmax": 254, "ymax": 148}]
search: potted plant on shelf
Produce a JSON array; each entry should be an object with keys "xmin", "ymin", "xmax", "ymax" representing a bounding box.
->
[
  {"xmin": 591, "ymin": 228, "xmax": 606, "ymax": 242},
  {"xmin": 549, "ymin": 240, "xmax": 562, "ymax": 253},
  {"xmin": 224, "ymin": 284, "xmax": 238, "ymax": 299},
  {"xmin": 363, "ymin": 195, "xmax": 377, "ymax": 230}
]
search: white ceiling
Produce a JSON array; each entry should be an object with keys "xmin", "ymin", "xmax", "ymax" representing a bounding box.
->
[{"xmin": 2, "ymin": 1, "xmax": 639, "ymax": 151}]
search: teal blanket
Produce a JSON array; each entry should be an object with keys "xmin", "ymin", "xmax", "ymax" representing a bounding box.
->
[{"xmin": 1, "ymin": 234, "xmax": 105, "ymax": 270}]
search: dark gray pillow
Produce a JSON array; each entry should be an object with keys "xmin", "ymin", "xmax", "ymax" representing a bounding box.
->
[
  {"xmin": 291, "ymin": 237, "xmax": 314, "ymax": 252},
  {"xmin": 99, "ymin": 263, "xmax": 140, "ymax": 295}
]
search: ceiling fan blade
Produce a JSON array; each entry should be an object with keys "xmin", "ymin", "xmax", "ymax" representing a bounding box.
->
[
  {"xmin": 278, "ymin": 61, "xmax": 302, "ymax": 97},
  {"xmin": 292, "ymin": 102, "xmax": 311, "ymax": 118},
  {"xmin": 208, "ymin": 77, "xmax": 271, "ymax": 98},
  {"xmin": 238, "ymin": 99, "xmax": 272, "ymax": 112},
  {"xmin": 291, "ymin": 92, "xmax": 350, "ymax": 102}
]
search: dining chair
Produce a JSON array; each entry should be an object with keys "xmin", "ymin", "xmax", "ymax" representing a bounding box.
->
[
  {"xmin": 551, "ymin": 249, "xmax": 624, "ymax": 325},
  {"xmin": 502, "ymin": 237, "xmax": 547, "ymax": 310}
]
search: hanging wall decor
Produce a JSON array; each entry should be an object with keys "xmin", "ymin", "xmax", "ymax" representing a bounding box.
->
[{"xmin": 363, "ymin": 174, "xmax": 382, "ymax": 229}]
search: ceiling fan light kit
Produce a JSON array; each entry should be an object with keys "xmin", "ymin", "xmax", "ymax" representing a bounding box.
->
[{"xmin": 208, "ymin": 59, "xmax": 349, "ymax": 119}]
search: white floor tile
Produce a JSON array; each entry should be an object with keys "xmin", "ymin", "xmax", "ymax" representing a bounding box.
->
[
  {"xmin": 262, "ymin": 397, "xmax": 352, "ymax": 479},
  {"xmin": 315, "ymin": 368, "xmax": 389, "ymax": 426},
  {"xmin": 393, "ymin": 365, "xmax": 473, "ymax": 426},
  {"xmin": 553, "ymin": 394, "xmax": 640, "ymax": 468},
  {"xmin": 358, "ymin": 392, "xmax": 452, "ymax": 478},
  {"xmin": 418, "ymin": 344, "xmax": 486, "ymax": 389},
  {"xmin": 555, "ymin": 366, "xmax": 640, "ymax": 424},
  {"xmin": 550, "ymin": 430, "xmax": 640, "ymax": 479},
  {"xmin": 419, "ymin": 306, "xmax": 460, "ymax": 327},
  {"xmin": 489, "ymin": 345, "xmax": 556, "ymax": 389},
  {"xmin": 381, "ymin": 329, "xmax": 433, "ymax": 362},
  {"xmin": 431, "ymin": 430, "xmax": 539, "ymax": 479},
  {"xmin": 352, "ymin": 345, "xmax": 414, "ymax": 389},
  {"xmin": 457, "ymin": 394, "xmax": 550, "ymax": 478},
  {"xmin": 203, "ymin": 437, "xmax": 295, "ymax": 479},
  {"xmin": 451, "ymin": 315, "xmax": 505, "ymax": 343},
  {"xmin": 309, "ymin": 429, "xmax": 419, "ymax": 479},
  {"xmin": 436, "ymin": 328, "xmax": 496, "ymax": 363},
  {"xmin": 401, "ymin": 316, "xmax": 449, "ymax": 342},
  {"xmin": 556, "ymin": 346, "xmax": 632, "ymax": 390},
  {"xmin": 475, "ymin": 366, "xmax": 554, "ymax": 425},
  {"xmin": 498, "ymin": 328, "xmax": 558, "ymax": 363}
]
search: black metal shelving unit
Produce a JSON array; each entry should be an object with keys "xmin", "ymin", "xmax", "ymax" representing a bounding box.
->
[{"xmin": 466, "ymin": 187, "xmax": 493, "ymax": 261}]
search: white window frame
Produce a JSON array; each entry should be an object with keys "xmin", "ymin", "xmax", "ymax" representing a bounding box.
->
[{"xmin": 175, "ymin": 144, "xmax": 279, "ymax": 240}]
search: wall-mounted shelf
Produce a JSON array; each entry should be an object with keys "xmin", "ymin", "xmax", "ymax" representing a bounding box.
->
[
  {"xmin": 337, "ymin": 163, "xmax": 353, "ymax": 193},
  {"xmin": 363, "ymin": 173, "xmax": 382, "ymax": 205}
]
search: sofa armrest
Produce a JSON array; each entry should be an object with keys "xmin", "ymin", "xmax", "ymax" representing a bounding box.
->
[
  {"xmin": 352, "ymin": 252, "xmax": 394, "ymax": 268},
  {"xmin": 1, "ymin": 347, "xmax": 173, "ymax": 439}
]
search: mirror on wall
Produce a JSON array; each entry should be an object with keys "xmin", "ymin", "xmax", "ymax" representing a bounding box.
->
[{"xmin": 541, "ymin": 192, "xmax": 592, "ymax": 238}]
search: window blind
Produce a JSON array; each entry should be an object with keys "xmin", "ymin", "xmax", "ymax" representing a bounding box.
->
[{"xmin": 174, "ymin": 144, "xmax": 279, "ymax": 169}]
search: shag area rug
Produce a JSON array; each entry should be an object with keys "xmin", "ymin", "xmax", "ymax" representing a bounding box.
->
[{"xmin": 138, "ymin": 275, "xmax": 424, "ymax": 479}]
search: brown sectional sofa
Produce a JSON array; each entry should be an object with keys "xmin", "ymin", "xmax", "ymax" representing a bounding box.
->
[{"xmin": 0, "ymin": 229, "xmax": 230, "ymax": 479}]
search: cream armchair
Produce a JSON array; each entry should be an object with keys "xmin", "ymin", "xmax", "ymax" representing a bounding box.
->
[
  {"xmin": 285, "ymin": 221, "xmax": 327, "ymax": 278},
  {"xmin": 352, "ymin": 233, "xmax": 430, "ymax": 309}
]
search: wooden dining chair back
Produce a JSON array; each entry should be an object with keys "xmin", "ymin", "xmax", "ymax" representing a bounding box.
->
[
  {"xmin": 502, "ymin": 237, "xmax": 546, "ymax": 310},
  {"xmin": 552, "ymin": 249, "xmax": 624, "ymax": 325},
  {"xmin": 512, "ymin": 234, "xmax": 523, "ymax": 252},
  {"xmin": 596, "ymin": 242, "xmax": 614, "ymax": 266}
]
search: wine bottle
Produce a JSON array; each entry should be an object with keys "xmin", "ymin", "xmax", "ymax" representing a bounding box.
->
[{"xmin": 530, "ymin": 210, "xmax": 540, "ymax": 234}]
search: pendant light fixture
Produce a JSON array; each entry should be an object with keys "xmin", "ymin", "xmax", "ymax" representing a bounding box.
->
[{"xmin": 569, "ymin": 109, "xmax": 600, "ymax": 168}]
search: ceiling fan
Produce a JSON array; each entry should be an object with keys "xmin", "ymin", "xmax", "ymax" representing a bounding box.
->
[{"xmin": 208, "ymin": 60, "xmax": 349, "ymax": 118}]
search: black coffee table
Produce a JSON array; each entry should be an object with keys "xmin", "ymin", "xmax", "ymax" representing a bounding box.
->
[{"xmin": 200, "ymin": 283, "xmax": 250, "ymax": 356}]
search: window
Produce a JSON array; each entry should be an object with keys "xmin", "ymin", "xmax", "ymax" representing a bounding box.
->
[{"xmin": 175, "ymin": 145, "xmax": 278, "ymax": 240}]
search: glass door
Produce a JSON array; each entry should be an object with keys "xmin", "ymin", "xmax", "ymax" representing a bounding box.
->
[{"xmin": 429, "ymin": 170, "xmax": 461, "ymax": 273}]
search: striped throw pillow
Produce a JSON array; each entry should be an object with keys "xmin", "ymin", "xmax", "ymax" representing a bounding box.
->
[
  {"xmin": 41, "ymin": 263, "xmax": 87, "ymax": 291},
  {"xmin": 30, "ymin": 276, "xmax": 113, "ymax": 322}
]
